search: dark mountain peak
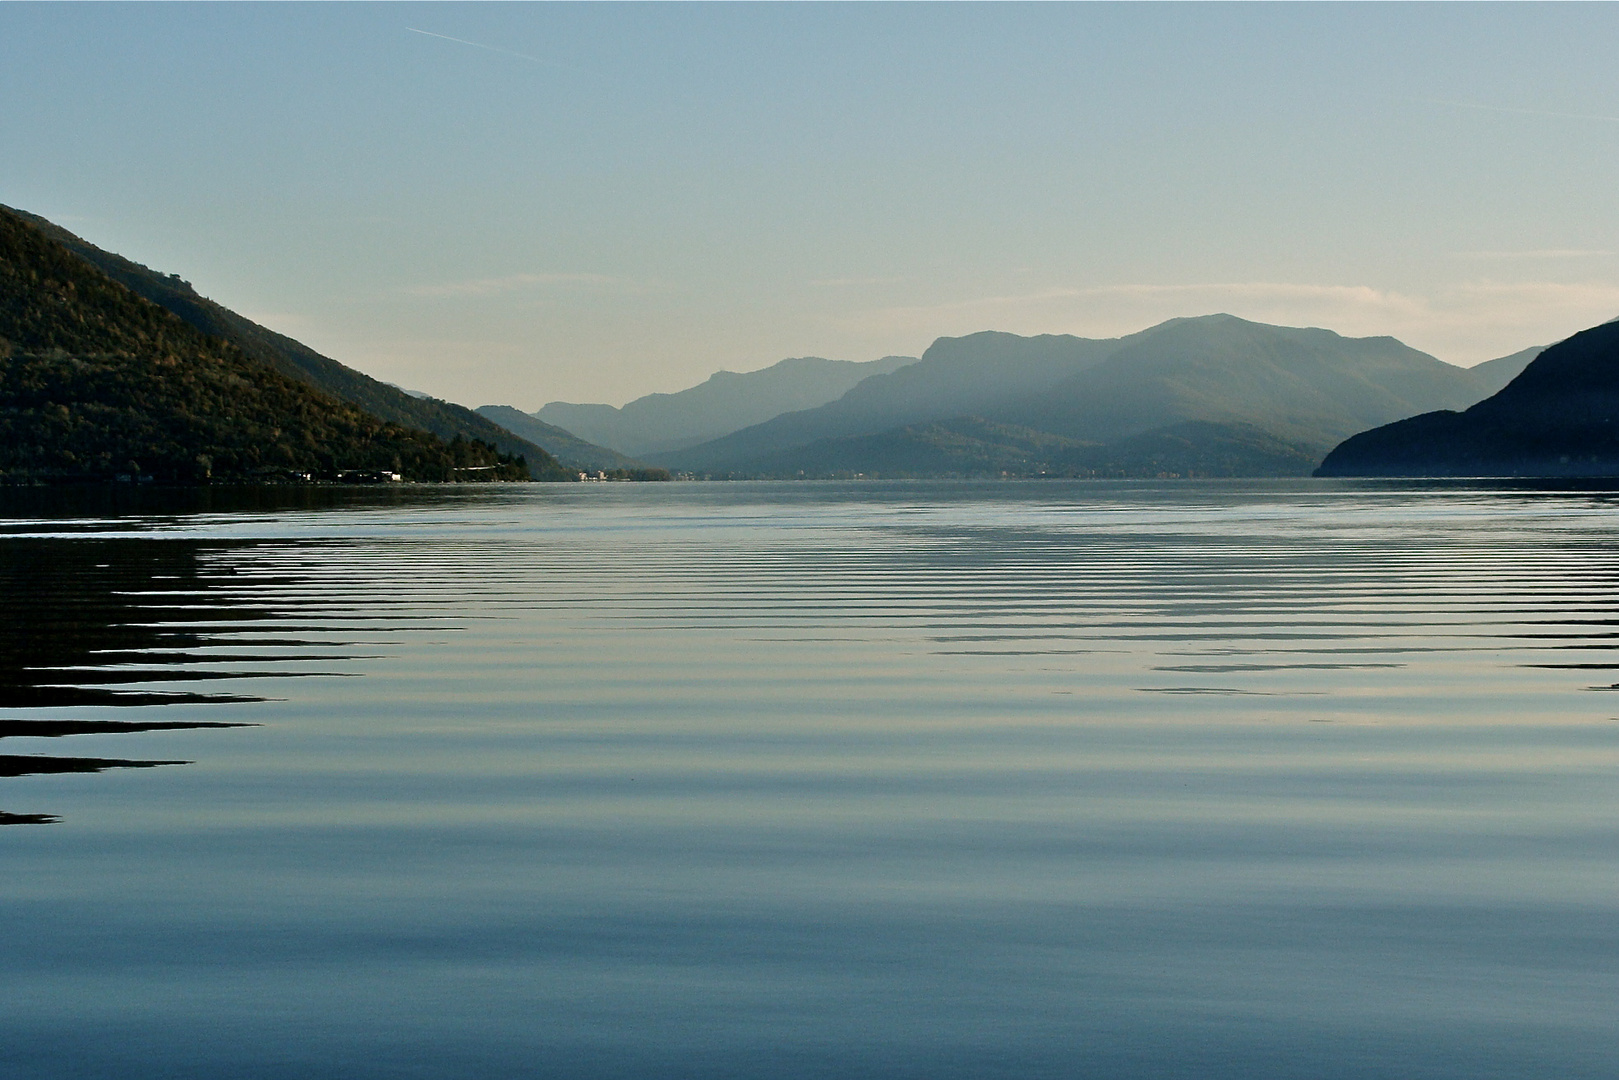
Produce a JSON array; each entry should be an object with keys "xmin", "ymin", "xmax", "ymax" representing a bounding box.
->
[
  {"xmin": 1480, "ymin": 319, "xmax": 1619, "ymax": 406},
  {"xmin": 1316, "ymin": 317, "xmax": 1619, "ymax": 477}
]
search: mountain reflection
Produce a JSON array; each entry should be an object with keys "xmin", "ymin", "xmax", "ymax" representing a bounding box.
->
[{"xmin": 0, "ymin": 534, "xmax": 340, "ymax": 824}]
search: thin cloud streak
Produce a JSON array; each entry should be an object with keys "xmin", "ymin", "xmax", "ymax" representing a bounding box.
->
[{"xmin": 405, "ymin": 27, "xmax": 575, "ymax": 71}]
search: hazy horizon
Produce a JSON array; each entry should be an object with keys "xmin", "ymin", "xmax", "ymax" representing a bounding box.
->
[{"xmin": 3, "ymin": 4, "xmax": 1616, "ymax": 408}]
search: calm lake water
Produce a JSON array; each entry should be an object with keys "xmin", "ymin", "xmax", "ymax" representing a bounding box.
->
[{"xmin": 3, "ymin": 480, "xmax": 1617, "ymax": 1079}]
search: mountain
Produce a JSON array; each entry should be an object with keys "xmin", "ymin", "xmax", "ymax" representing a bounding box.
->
[
  {"xmin": 474, "ymin": 405, "xmax": 667, "ymax": 476},
  {"xmin": 654, "ymin": 331, "xmax": 1127, "ymax": 472},
  {"xmin": 659, "ymin": 315, "xmax": 1509, "ymax": 477},
  {"xmin": 0, "ymin": 205, "xmax": 528, "ymax": 483},
  {"xmin": 1316, "ymin": 319, "xmax": 1619, "ymax": 477},
  {"xmin": 534, "ymin": 353, "xmax": 916, "ymax": 457},
  {"xmin": 6, "ymin": 206, "xmax": 572, "ymax": 479},
  {"xmin": 720, "ymin": 416, "xmax": 1321, "ymax": 479},
  {"xmin": 1003, "ymin": 315, "xmax": 1487, "ymax": 447}
]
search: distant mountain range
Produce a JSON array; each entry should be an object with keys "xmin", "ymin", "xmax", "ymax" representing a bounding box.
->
[
  {"xmin": 474, "ymin": 405, "xmax": 667, "ymax": 476},
  {"xmin": 652, "ymin": 332, "xmax": 1122, "ymax": 472},
  {"xmin": 0, "ymin": 205, "xmax": 531, "ymax": 483},
  {"xmin": 638, "ymin": 315, "xmax": 1536, "ymax": 478},
  {"xmin": 532, "ymin": 354, "xmax": 916, "ymax": 457},
  {"xmin": 1317, "ymin": 320, "xmax": 1619, "ymax": 477},
  {"xmin": 8, "ymin": 206, "xmax": 577, "ymax": 479}
]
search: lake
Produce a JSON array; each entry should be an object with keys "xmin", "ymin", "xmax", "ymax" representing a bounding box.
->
[{"xmin": 2, "ymin": 479, "xmax": 1617, "ymax": 1079}]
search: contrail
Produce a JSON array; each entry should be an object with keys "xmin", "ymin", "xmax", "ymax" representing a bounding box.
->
[
  {"xmin": 405, "ymin": 27, "xmax": 572, "ymax": 70},
  {"xmin": 1422, "ymin": 97, "xmax": 1619, "ymax": 125}
]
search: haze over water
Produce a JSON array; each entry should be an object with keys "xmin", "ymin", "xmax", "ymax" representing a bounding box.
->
[{"xmin": 3, "ymin": 481, "xmax": 1618, "ymax": 1079}]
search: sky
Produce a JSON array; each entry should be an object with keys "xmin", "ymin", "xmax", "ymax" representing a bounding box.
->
[{"xmin": 2, "ymin": 3, "xmax": 1618, "ymax": 409}]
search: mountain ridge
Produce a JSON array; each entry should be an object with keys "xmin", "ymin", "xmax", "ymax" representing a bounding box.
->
[
  {"xmin": 655, "ymin": 315, "xmax": 1532, "ymax": 477},
  {"xmin": 1004, "ymin": 315, "xmax": 1488, "ymax": 446}
]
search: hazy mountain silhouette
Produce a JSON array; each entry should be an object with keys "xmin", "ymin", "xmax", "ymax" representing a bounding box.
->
[
  {"xmin": 1317, "ymin": 319, "xmax": 1619, "ymax": 477},
  {"xmin": 7, "ymin": 206, "xmax": 570, "ymax": 478},
  {"xmin": 659, "ymin": 316, "xmax": 1521, "ymax": 477},
  {"xmin": 0, "ymin": 206, "xmax": 530, "ymax": 482},
  {"xmin": 534, "ymin": 354, "xmax": 916, "ymax": 457},
  {"xmin": 1003, "ymin": 315, "xmax": 1489, "ymax": 446},
  {"xmin": 655, "ymin": 332, "xmax": 1129, "ymax": 472},
  {"xmin": 474, "ymin": 405, "xmax": 655, "ymax": 473}
]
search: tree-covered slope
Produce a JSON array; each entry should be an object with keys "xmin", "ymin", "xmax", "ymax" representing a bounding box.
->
[
  {"xmin": 714, "ymin": 416, "xmax": 1091, "ymax": 478},
  {"xmin": 5, "ymin": 205, "xmax": 571, "ymax": 479},
  {"xmin": 691, "ymin": 414, "xmax": 1321, "ymax": 480},
  {"xmin": 0, "ymin": 207, "xmax": 528, "ymax": 483}
]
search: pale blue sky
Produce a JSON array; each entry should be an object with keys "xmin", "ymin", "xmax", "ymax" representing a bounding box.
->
[{"xmin": 3, "ymin": 3, "xmax": 1617, "ymax": 407}]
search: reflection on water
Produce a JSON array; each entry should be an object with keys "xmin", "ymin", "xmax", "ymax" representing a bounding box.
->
[
  {"xmin": 4, "ymin": 480, "xmax": 1619, "ymax": 1079},
  {"xmin": 0, "ymin": 537, "xmax": 260, "ymax": 821},
  {"xmin": 0, "ymin": 505, "xmax": 418, "ymax": 822}
]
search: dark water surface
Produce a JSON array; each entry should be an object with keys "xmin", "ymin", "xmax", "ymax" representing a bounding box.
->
[{"xmin": 3, "ymin": 480, "xmax": 1617, "ymax": 1078}]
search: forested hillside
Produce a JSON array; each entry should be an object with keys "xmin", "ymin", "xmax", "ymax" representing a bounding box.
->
[
  {"xmin": 7, "ymin": 205, "xmax": 571, "ymax": 478},
  {"xmin": 0, "ymin": 206, "xmax": 529, "ymax": 484}
]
